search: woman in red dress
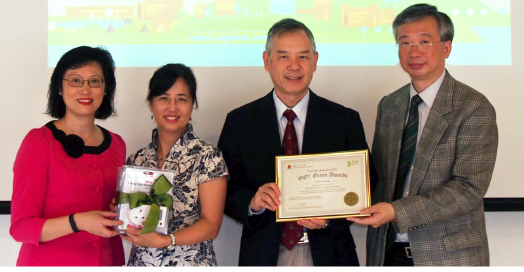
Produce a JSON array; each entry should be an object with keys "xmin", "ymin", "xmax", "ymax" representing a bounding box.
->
[{"xmin": 10, "ymin": 46, "xmax": 125, "ymax": 266}]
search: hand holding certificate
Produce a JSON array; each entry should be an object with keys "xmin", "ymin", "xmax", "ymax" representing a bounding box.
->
[{"xmin": 275, "ymin": 150, "xmax": 371, "ymax": 222}]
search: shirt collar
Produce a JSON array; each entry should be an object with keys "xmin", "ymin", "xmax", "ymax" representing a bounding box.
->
[
  {"xmin": 150, "ymin": 122, "xmax": 195, "ymax": 149},
  {"xmin": 273, "ymin": 90, "xmax": 310, "ymax": 123},
  {"xmin": 410, "ymin": 70, "xmax": 446, "ymax": 108}
]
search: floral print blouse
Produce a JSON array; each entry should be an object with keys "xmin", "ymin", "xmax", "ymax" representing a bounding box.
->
[{"xmin": 126, "ymin": 123, "xmax": 228, "ymax": 266}]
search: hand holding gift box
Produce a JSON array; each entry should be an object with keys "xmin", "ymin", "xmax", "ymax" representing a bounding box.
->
[{"xmin": 116, "ymin": 166, "xmax": 176, "ymax": 234}]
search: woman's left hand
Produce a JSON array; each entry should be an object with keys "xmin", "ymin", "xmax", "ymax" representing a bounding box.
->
[{"xmin": 120, "ymin": 226, "xmax": 171, "ymax": 248}]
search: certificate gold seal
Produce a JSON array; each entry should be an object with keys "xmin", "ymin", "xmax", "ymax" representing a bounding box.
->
[{"xmin": 344, "ymin": 192, "xmax": 359, "ymax": 206}]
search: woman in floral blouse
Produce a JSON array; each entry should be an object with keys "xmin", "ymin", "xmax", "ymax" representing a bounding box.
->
[{"xmin": 121, "ymin": 64, "xmax": 228, "ymax": 266}]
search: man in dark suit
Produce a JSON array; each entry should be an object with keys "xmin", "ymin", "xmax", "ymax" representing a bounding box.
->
[
  {"xmin": 217, "ymin": 18, "xmax": 370, "ymax": 266},
  {"xmin": 348, "ymin": 4, "xmax": 497, "ymax": 266}
]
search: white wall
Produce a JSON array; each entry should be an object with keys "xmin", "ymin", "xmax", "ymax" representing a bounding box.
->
[{"xmin": 2, "ymin": 213, "xmax": 523, "ymax": 266}]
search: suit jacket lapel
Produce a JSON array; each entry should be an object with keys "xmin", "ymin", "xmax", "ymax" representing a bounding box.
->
[
  {"xmin": 256, "ymin": 91, "xmax": 283, "ymax": 156},
  {"xmin": 409, "ymin": 72, "xmax": 454, "ymax": 194},
  {"xmin": 302, "ymin": 90, "xmax": 319, "ymax": 154}
]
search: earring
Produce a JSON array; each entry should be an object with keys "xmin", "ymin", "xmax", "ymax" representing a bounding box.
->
[
  {"xmin": 151, "ymin": 115, "xmax": 153, "ymax": 119},
  {"xmin": 104, "ymin": 92, "xmax": 107, "ymax": 96},
  {"xmin": 58, "ymin": 92, "xmax": 62, "ymax": 96}
]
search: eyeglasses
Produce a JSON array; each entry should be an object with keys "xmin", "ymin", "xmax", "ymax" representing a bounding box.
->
[
  {"xmin": 63, "ymin": 77, "xmax": 105, "ymax": 88},
  {"xmin": 396, "ymin": 41, "xmax": 445, "ymax": 52}
]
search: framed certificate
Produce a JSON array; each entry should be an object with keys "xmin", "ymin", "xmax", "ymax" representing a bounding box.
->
[{"xmin": 275, "ymin": 150, "xmax": 371, "ymax": 222}]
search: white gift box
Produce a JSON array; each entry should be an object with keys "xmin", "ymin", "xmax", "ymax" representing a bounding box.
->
[{"xmin": 115, "ymin": 166, "xmax": 175, "ymax": 235}]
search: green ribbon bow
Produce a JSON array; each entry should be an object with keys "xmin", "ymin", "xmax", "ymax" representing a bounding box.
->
[{"xmin": 119, "ymin": 174, "xmax": 173, "ymax": 234}]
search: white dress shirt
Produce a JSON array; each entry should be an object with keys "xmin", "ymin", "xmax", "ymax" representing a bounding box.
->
[
  {"xmin": 248, "ymin": 90, "xmax": 310, "ymax": 216},
  {"xmin": 274, "ymin": 90, "xmax": 309, "ymax": 154}
]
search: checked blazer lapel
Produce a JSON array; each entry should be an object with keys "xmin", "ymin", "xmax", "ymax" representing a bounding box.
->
[
  {"xmin": 408, "ymin": 72, "xmax": 454, "ymax": 194},
  {"xmin": 384, "ymin": 88, "xmax": 411, "ymax": 201}
]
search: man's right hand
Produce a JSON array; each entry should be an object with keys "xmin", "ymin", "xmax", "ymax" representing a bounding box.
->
[{"xmin": 250, "ymin": 183, "xmax": 281, "ymax": 212}]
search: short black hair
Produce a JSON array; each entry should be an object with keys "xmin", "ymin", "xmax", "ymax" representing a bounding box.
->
[
  {"xmin": 47, "ymin": 46, "xmax": 117, "ymax": 119},
  {"xmin": 265, "ymin": 18, "xmax": 316, "ymax": 54},
  {"xmin": 393, "ymin": 3, "xmax": 454, "ymax": 43},
  {"xmin": 147, "ymin": 63, "xmax": 198, "ymax": 108}
]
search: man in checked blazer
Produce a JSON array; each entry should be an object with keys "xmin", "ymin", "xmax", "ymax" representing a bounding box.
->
[{"xmin": 348, "ymin": 4, "xmax": 498, "ymax": 266}]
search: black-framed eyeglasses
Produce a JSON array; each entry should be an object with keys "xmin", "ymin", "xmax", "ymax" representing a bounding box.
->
[{"xmin": 63, "ymin": 77, "xmax": 105, "ymax": 88}]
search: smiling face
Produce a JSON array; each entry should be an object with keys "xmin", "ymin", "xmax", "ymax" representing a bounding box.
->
[
  {"xmin": 263, "ymin": 30, "xmax": 318, "ymax": 106},
  {"xmin": 397, "ymin": 16, "xmax": 451, "ymax": 91},
  {"xmin": 61, "ymin": 62, "xmax": 105, "ymax": 119},
  {"xmin": 149, "ymin": 77, "xmax": 193, "ymax": 139}
]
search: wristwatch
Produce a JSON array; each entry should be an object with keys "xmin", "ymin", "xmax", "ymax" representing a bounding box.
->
[{"xmin": 166, "ymin": 233, "xmax": 176, "ymax": 250}]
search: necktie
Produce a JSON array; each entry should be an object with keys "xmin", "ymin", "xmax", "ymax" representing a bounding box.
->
[
  {"xmin": 386, "ymin": 94, "xmax": 423, "ymax": 250},
  {"xmin": 280, "ymin": 109, "xmax": 302, "ymax": 250}
]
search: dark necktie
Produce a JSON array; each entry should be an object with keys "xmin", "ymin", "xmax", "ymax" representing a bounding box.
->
[
  {"xmin": 387, "ymin": 94, "xmax": 423, "ymax": 250},
  {"xmin": 280, "ymin": 109, "xmax": 302, "ymax": 250}
]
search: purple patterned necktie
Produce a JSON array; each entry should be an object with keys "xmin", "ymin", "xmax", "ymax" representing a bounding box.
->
[{"xmin": 280, "ymin": 109, "xmax": 302, "ymax": 250}]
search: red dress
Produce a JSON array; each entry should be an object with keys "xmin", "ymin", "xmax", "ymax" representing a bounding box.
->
[{"xmin": 10, "ymin": 122, "xmax": 126, "ymax": 266}]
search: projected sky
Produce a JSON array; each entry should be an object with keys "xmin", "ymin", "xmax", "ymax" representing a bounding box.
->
[{"xmin": 48, "ymin": 0, "xmax": 511, "ymax": 67}]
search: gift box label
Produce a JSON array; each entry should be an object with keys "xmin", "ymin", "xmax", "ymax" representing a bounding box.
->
[{"xmin": 118, "ymin": 204, "xmax": 169, "ymax": 230}]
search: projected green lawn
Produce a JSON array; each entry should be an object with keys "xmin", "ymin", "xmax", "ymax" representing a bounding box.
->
[{"xmin": 48, "ymin": 0, "xmax": 511, "ymax": 67}]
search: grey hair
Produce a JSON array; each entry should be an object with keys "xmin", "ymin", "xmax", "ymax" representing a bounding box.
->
[
  {"xmin": 392, "ymin": 3, "xmax": 454, "ymax": 43},
  {"xmin": 265, "ymin": 18, "xmax": 316, "ymax": 54}
]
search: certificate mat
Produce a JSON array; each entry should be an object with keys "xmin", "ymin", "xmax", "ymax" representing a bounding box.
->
[{"xmin": 275, "ymin": 150, "xmax": 371, "ymax": 222}]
